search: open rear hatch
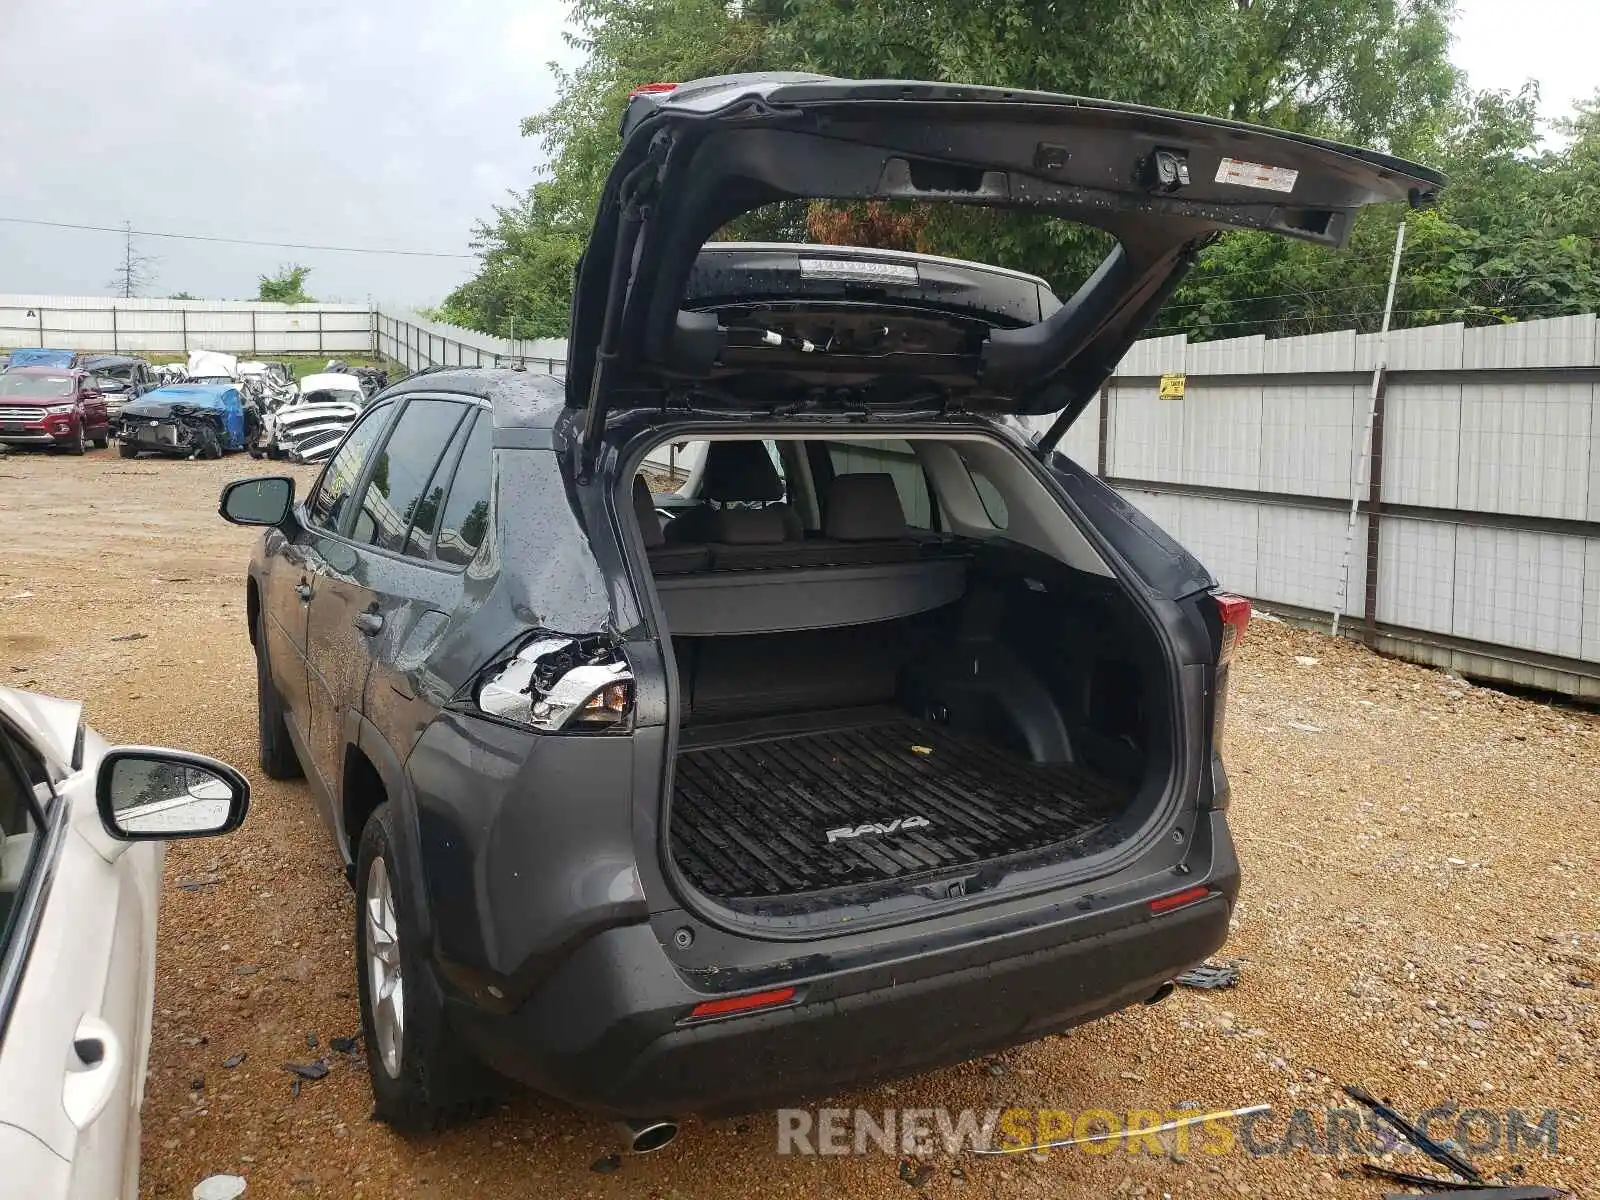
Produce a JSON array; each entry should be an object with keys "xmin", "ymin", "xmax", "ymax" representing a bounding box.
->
[
  {"xmin": 566, "ymin": 73, "xmax": 1444, "ymax": 470},
  {"xmin": 580, "ymin": 75, "xmax": 1443, "ymax": 917}
]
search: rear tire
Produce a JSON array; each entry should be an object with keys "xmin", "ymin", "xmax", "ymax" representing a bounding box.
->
[
  {"xmin": 255, "ymin": 634, "xmax": 303, "ymax": 781},
  {"xmin": 92, "ymin": 429, "xmax": 109, "ymax": 449},
  {"xmin": 355, "ymin": 807, "xmax": 496, "ymax": 1134}
]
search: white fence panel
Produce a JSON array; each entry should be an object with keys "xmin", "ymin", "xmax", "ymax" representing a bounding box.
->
[{"xmin": 0, "ymin": 295, "xmax": 373, "ymax": 357}]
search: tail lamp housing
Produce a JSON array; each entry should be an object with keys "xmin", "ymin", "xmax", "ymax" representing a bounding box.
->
[
  {"xmin": 1210, "ymin": 593, "xmax": 1251, "ymax": 750},
  {"xmin": 475, "ymin": 634, "xmax": 633, "ymax": 732}
]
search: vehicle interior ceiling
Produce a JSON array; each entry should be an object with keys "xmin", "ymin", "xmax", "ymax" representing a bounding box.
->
[{"xmin": 628, "ymin": 432, "xmax": 1177, "ymax": 903}]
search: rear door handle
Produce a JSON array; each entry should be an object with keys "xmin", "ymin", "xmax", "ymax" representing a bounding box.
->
[
  {"xmin": 295, "ymin": 581, "xmax": 313, "ymax": 602},
  {"xmin": 353, "ymin": 612, "xmax": 384, "ymax": 636}
]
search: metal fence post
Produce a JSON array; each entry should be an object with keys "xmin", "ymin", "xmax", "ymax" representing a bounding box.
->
[
  {"xmin": 111, "ymin": 306, "xmax": 118, "ymax": 354},
  {"xmin": 250, "ymin": 309, "xmax": 258, "ymax": 357},
  {"xmin": 317, "ymin": 309, "xmax": 325, "ymax": 356},
  {"xmin": 180, "ymin": 306, "xmax": 188, "ymax": 354},
  {"xmin": 37, "ymin": 308, "xmax": 44, "ymax": 347}
]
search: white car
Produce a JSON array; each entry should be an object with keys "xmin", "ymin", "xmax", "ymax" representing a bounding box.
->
[{"xmin": 0, "ymin": 687, "xmax": 248, "ymax": 1198}]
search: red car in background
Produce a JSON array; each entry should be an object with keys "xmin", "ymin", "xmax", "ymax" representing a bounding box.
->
[{"xmin": 0, "ymin": 368, "xmax": 112, "ymax": 454}]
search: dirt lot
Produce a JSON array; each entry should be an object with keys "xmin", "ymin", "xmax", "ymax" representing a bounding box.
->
[{"xmin": 1, "ymin": 449, "xmax": 1596, "ymax": 1200}]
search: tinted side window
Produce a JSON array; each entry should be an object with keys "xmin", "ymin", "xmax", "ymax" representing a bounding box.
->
[
  {"xmin": 305, "ymin": 403, "xmax": 393, "ymax": 533},
  {"xmin": 349, "ymin": 399, "xmax": 468, "ymax": 553},
  {"xmin": 404, "ymin": 409, "xmax": 475, "ymax": 559},
  {"xmin": 825, "ymin": 439, "xmax": 934, "ymax": 529},
  {"xmin": 434, "ymin": 414, "xmax": 492, "ymax": 567}
]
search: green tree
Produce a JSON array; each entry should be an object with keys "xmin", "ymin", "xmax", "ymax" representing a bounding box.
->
[
  {"xmin": 257, "ymin": 264, "xmax": 315, "ymax": 304},
  {"xmin": 450, "ymin": 0, "xmax": 1600, "ymax": 342}
]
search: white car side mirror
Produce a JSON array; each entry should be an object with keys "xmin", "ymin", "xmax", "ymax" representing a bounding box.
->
[{"xmin": 95, "ymin": 748, "xmax": 250, "ymax": 841}]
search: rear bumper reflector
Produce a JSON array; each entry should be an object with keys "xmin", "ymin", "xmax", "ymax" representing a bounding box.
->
[
  {"xmin": 686, "ymin": 986, "xmax": 798, "ymax": 1021},
  {"xmin": 1149, "ymin": 885, "xmax": 1212, "ymax": 915}
]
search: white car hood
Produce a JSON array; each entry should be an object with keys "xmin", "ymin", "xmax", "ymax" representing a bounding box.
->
[
  {"xmin": 297, "ymin": 373, "xmax": 364, "ymax": 396},
  {"xmin": 186, "ymin": 349, "xmax": 238, "ymax": 381}
]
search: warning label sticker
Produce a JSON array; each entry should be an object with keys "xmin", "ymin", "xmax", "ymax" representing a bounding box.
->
[{"xmin": 1214, "ymin": 157, "xmax": 1299, "ymax": 193}]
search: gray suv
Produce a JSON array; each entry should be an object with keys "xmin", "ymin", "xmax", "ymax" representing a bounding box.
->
[{"xmin": 219, "ymin": 73, "xmax": 1442, "ymax": 1138}]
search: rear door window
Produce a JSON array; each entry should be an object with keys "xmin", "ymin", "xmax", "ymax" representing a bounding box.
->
[
  {"xmin": 348, "ymin": 399, "xmax": 470, "ymax": 554},
  {"xmin": 433, "ymin": 414, "xmax": 492, "ymax": 567},
  {"xmin": 304, "ymin": 402, "xmax": 394, "ymax": 534}
]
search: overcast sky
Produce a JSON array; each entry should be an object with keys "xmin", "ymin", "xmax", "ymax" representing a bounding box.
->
[{"xmin": 0, "ymin": 0, "xmax": 1592, "ymax": 306}]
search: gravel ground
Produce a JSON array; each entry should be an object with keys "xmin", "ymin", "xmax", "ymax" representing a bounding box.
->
[{"xmin": 1, "ymin": 450, "xmax": 1595, "ymax": 1200}]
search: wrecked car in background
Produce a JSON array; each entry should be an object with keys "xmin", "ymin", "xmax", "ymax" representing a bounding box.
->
[
  {"xmin": 322, "ymin": 360, "xmax": 388, "ymax": 400},
  {"xmin": 80, "ymin": 355, "xmax": 157, "ymax": 422},
  {"xmin": 117, "ymin": 383, "xmax": 254, "ymax": 460},
  {"xmin": 184, "ymin": 349, "xmax": 239, "ymax": 385},
  {"xmin": 253, "ymin": 371, "xmax": 364, "ymax": 463}
]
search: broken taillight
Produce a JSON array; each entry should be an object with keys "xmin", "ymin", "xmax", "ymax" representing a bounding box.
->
[
  {"xmin": 629, "ymin": 82, "xmax": 679, "ymax": 98},
  {"xmin": 1214, "ymin": 593, "xmax": 1251, "ymax": 667},
  {"xmin": 1210, "ymin": 593, "xmax": 1251, "ymax": 766}
]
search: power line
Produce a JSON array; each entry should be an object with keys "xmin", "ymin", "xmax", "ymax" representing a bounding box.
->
[{"xmin": 0, "ymin": 215, "xmax": 476, "ymax": 260}]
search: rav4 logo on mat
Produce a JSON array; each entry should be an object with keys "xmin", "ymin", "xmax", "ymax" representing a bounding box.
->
[{"xmin": 826, "ymin": 816, "xmax": 931, "ymax": 843}]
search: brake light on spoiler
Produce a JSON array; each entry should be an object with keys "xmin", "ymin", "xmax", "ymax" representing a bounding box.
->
[{"xmin": 629, "ymin": 82, "xmax": 680, "ymax": 98}]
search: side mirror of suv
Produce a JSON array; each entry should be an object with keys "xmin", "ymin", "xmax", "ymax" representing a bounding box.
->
[{"xmin": 219, "ymin": 476, "xmax": 295, "ymax": 527}]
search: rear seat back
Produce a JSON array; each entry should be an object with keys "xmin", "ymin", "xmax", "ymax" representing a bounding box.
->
[
  {"xmin": 706, "ymin": 469, "xmax": 924, "ymax": 570},
  {"xmin": 634, "ymin": 477, "xmax": 710, "ymax": 574},
  {"xmin": 663, "ymin": 441, "xmax": 802, "ymax": 546}
]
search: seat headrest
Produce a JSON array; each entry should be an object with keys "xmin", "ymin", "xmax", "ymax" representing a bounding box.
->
[
  {"xmin": 825, "ymin": 473, "xmax": 909, "ymax": 542},
  {"xmin": 708, "ymin": 507, "xmax": 790, "ymax": 545},
  {"xmin": 632, "ymin": 476, "xmax": 665, "ymax": 548},
  {"xmin": 700, "ymin": 441, "xmax": 785, "ymax": 503}
]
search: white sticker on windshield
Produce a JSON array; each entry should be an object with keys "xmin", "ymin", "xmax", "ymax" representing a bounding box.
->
[{"xmin": 1214, "ymin": 157, "xmax": 1298, "ymax": 193}]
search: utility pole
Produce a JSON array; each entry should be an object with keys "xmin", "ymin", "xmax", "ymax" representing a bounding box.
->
[
  {"xmin": 121, "ymin": 222, "xmax": 133, "ymax": 298},
  {"xmin": 107, "ymin": 220, "xmax": 156, "ymax": 298},
  {"xmin": 1331, "ymin": 217, "xmax": 1406, "ymax": 637}
]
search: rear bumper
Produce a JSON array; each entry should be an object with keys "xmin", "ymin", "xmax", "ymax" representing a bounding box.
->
[{"xmin": 447, "ymin": 816, "xmax": 1237, "ymax": 1116}]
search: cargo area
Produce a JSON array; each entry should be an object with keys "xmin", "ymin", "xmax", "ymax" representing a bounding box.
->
[
  {"xmin": 671, "ymin": 708, "xmax": 1130, "ymax": 900},
  {"xmin": 632, "ymin": 435, "xmax": 1177, "ymax": 908}
]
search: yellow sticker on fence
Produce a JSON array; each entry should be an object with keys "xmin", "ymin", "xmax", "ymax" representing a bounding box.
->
[{"xmin": 1158, "ymin": 372, "xmax": 1186, "ymax": 400}]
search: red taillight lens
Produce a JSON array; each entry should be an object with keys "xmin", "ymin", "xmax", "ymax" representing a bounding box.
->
[
  {"xmin": 629, "ymin": 82, "xmax": 679, "ymax": 98},
  {"xmin": 1149, "ymin": 886, "xmax": 1211, "ymax": 915},
  {"xmin": 1214, "ymin": 593, "xmax": 1251, "ymax": 667},
  {"xmin": 687, "ymin": 986, "xmax": 797, "ymax": 1021}
]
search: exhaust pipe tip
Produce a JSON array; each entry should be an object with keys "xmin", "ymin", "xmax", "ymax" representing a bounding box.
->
[
  {"xmin": 1144, "ymin": 981, "xmax": 1176, "ymax": 1006},
  {"xmin": 616, "ymin": 1116, "xmax": 679, "ymax": 1154}
]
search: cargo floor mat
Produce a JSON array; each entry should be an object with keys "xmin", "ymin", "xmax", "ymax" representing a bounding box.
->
[{"xmin": 669, "ymin": 715, "xmax": 1130, "ymax": 900}]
